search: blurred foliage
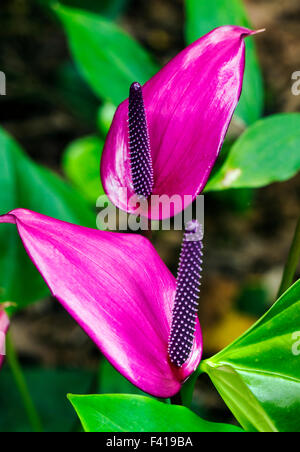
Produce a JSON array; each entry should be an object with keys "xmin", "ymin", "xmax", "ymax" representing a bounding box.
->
[
  {"xmin": 207, "ymin": 188, "xmax": 255, "ymax": 214},
  {"xmin": 57, "ymin": 62, "xmax": 100, "ymax": 126},
  {"xmin": 62, "ymin": 135, "xmax": 105, "ymax": 204},
  {"xmin": 0, "ymin": 368, "xmax": 94, "ymax": 432},
  {"xmin": 0, "ymin": 127, "xmax": 95, "ymax": 311},
  {"xmin": 98, "ymin": 359, "xmax": 150, "ymax": 398},
  {"xmin": 204, "ymin": 310, "xmax": 257, "ymax": 354},
  {"xmin": 97, "ymin": 102, "xmax": 116, "ymax": 136},
  {"xmin": 53, "ymin": 3, "xmax": 159, "ymax": 105},
  {"xmin": 237, "ymin": 282, "xmax": 269, "ymax": 317},
  {"xmin": 39, "ymin": 0, "xmax": 130, "ymax": 19}
]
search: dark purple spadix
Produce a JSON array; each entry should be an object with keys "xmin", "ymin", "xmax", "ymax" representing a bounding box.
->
[
  {"xmin": 168, "ymin": 220, "xmax": 203, "ymax": 368},
  {"xmin": 129, "ymin": 82, "xmax": 154, "ymax": 199}
]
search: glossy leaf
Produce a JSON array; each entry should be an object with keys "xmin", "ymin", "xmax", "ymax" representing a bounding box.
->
[
  {"xmin": 54, "ymin": 3, "xmax": 159, "ymax": 105},
  {"xmin": 201, "ymin": 279, "xmax": 300, "ymax": 432},
  {"xmin": 62, "ymin": 135, "xmax": 105, "ymax": 204},
  {"xmin": 0, "ymin": 127, "xmax": 95, "ymax": 310},
  {"xmin": 68, "ymin": 394, "xmax": 243, "ymax": 432},
  {"xmin": 206, "ymin": 114, "xmax": 300, "ymax": 191},
  {"xmin": 185, "ymin": 0, "xmax": 263, "ymax": 125}
]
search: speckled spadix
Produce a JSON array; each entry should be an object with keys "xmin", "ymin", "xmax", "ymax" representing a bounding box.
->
[
  {"xmin": 129, "ymin": 82, "xmax": 154, "ymax": 199},
  {"xmin": 168, "ymin": 221, "xmax": 203, "ymax": 367}
]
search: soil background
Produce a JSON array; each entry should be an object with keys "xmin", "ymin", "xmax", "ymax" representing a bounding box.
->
[{"xmin": 0, "ymin": 0, "xmax": 300, "ymax": 426}]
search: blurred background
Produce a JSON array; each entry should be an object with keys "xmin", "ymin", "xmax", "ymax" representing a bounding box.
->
[{"xmin": 0, "ymin": 0, "xmax": 300, "ymax": 431}]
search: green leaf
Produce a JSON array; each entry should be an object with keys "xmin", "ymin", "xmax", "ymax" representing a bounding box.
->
[
  {"xmin": 185, "ymin": 0, "xmax": 264, "ymax": 126},
  {"xmin": 62, "ymin": 135, "xmax": 105, "ymax": 204},
  {"xmin": 0, "ymin": 127, "xmax": 96, "ymax": 310},
  {"xmin": 54, "ymin": 3, "xmax": 159, "ymax": 105},
  {"xmin": 201, "ymin": 279, "xmax": 300, "ymax": 432},
  {"xmin": 0, "ymin": 368, "xmax": 94, "ymax": 432},
  {"xmin": 206, "ymin": 114, "xmax": 300, "ymax": 191},
  {"xmin": 68, "ymin": 394, "xmax": 243, "ymax": 432}
]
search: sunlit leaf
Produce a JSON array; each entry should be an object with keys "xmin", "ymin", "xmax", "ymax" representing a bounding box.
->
[
  {"xmin": 69, "ymin": 394, "xmax": 243, "ymax": 432},
  {"xmin": 206, "ymin": 114, "xmax": 300, "ymax": 191},
  {"xmin": 202, "ymin": 279, "xmax": 300, "ymax": 432}
]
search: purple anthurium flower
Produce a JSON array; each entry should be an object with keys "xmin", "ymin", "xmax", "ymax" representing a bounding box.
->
[
  {"xmin": 101, "ymin": 25, "xmax": 260, "ymax": 220},
  {"xmin": 0, "ymin": 209, "xmax": 203, "ymax": 397},
  {"xmin": 0, "ymin": 307, "xmax": 9, "ymax": 369}
]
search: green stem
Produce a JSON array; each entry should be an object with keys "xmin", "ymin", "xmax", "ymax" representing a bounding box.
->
[
  {"xmin": 278, "ymin": 216, "xmax": 300, "ymax": 298},
  {"xmin": 6, "ymin": 332, "xmax": 43, "ymax": 432},
  {"xmin": 180, "ymin": 366, "xmax": 203, "ymax": 408}
]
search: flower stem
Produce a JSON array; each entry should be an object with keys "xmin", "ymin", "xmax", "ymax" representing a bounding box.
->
[
  {"xmin": 6, "ymin": 332, "xmax": 43, "ymax": 432},
  {"xmin": 278, "ymin": 215, "xmax": 300, "ymax": 298}
]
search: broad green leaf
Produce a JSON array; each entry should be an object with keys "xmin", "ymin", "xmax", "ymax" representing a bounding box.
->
[
  {"xmin": 206, "ymin": 114, "xmax": 300, "ymax": 191},
  {"xmin": 0, "ymin": 368, "xmax": 94, "ymax": 432},
  {"xmin": 185, "ymin": 0, "xmax": 264, "ymax": 126},
  {"xmin": 201, "ymin": 279, "xmax": 300, "ymax": 432},
  {"xmin": 53, "ymin": 3, "xmax": 159, "ymax": 105},
  {"xmin": 62, "ymin": 135, "xmax": 105, "ymax": 204},
  {"xmin": 68, "ymin": 394, "xmax": 243, "ymax": 432},
  {"xmin": 0, "ymin": 127, "xmax": 96, "ymax": 310}
]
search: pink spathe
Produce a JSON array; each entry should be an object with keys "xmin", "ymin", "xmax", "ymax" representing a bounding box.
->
[
  {"xmin": 0, "ymin": 209, "xmax": 202, "ymax": 397},
  {"xmin": 101, "ymin": 26, "xmax": 255, "ymax": 219}
]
